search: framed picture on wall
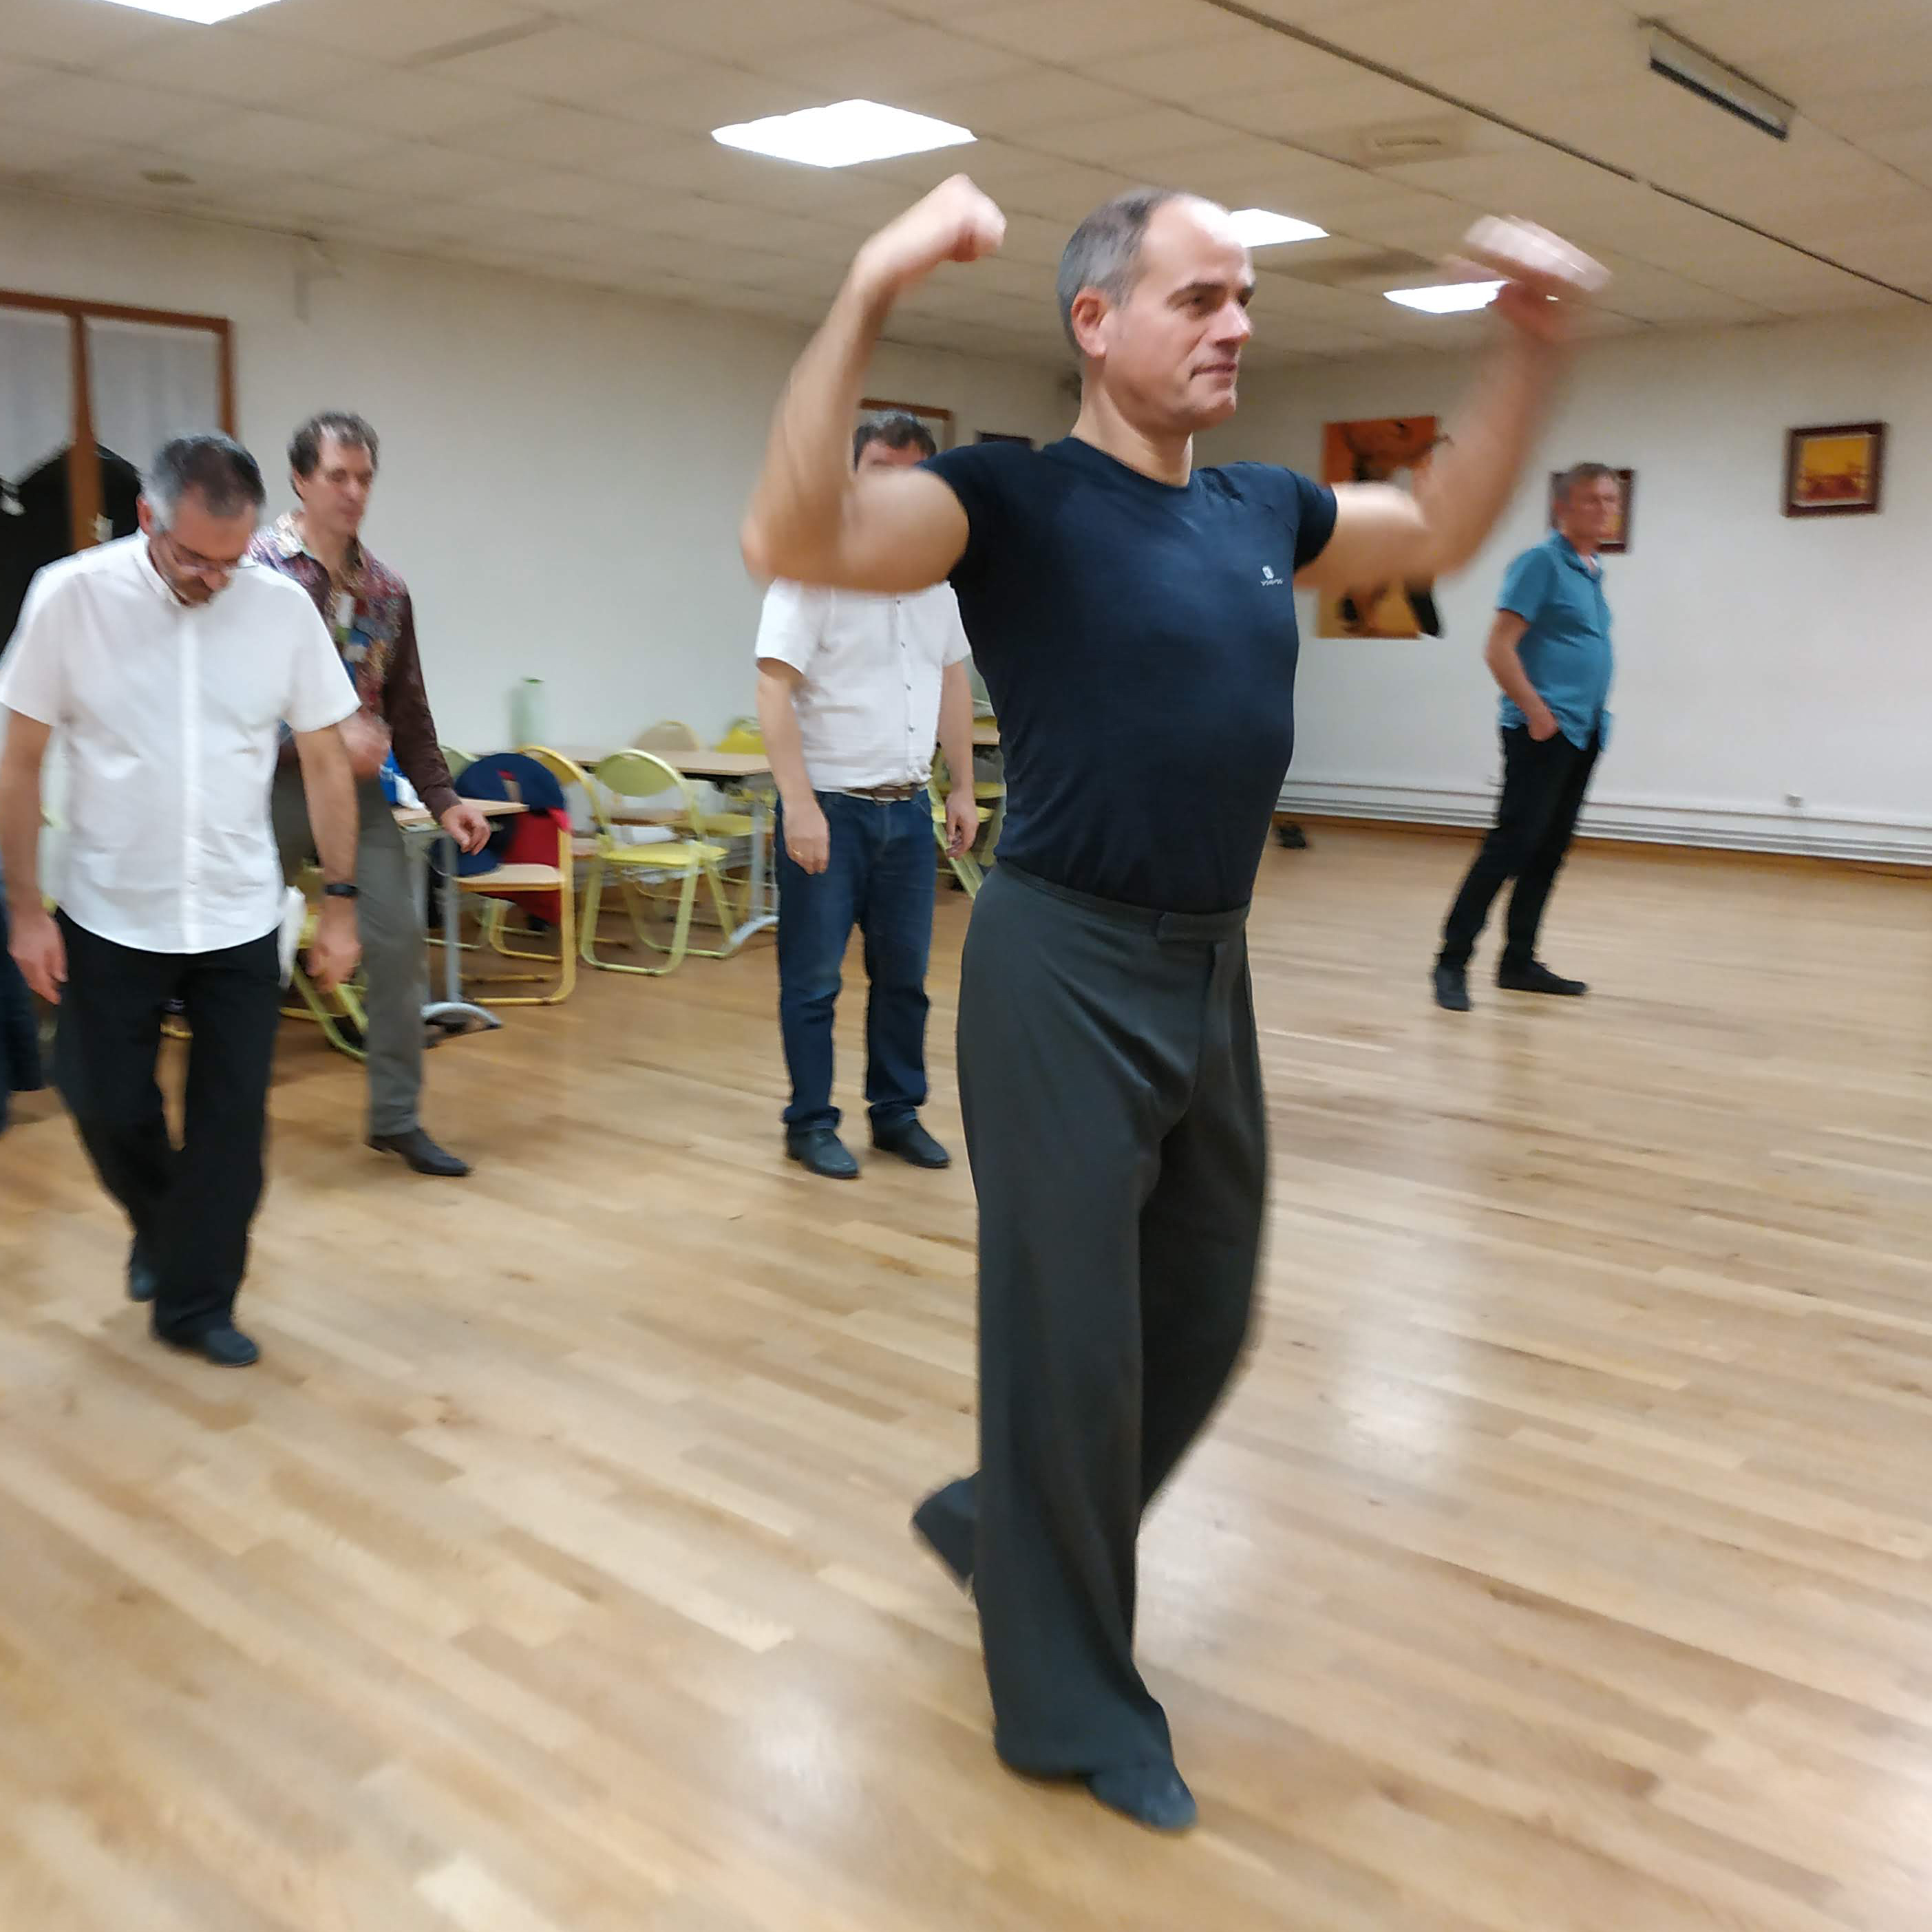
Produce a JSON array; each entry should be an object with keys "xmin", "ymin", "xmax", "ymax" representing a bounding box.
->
[
  {"xmin": 1317, "ymin": 416, "xmax": 1443, "ymax": 638},
  {"xmin": 1785, "ymin": 422, "xmax": 1886, "ymax": 517},
  {"xmin": 1549, "ymin": 467, "xmax": 1635, "ymax": 553},
  {"xmin": 977, "ymin": 431, "xmax": 1033, "ymax": 447},
  {"xmin": 856, "ymin": 397, "xmax": 953, "ymax": 452}
]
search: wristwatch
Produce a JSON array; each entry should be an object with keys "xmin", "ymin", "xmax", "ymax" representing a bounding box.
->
[{"xmin": 322, "ymin": 882, "xmax": 361, "ymax": 900}]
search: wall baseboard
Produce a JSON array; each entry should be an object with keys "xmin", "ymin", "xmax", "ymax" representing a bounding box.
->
[{"xmin": 1276, "ymin": 780, "xmax": 1932, "ymax": 867}]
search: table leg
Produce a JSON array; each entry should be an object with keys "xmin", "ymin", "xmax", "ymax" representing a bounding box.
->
[
  {"xmin": 720, "ymin": 785, "xmax": 778, "ymax": 954},
  {"xmin": 422, "ymin": 829, "xmax": 503, "ymax": 1031}
]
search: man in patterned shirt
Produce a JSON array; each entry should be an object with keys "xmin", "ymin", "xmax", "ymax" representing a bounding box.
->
[{"xmin": 253, "ymin": 412, "xmax": 489, "ymax": 1177}]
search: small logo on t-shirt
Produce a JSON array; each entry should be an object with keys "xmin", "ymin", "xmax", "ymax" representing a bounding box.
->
[{"xmin": 1261, "ymin": 564, "xmax": 1283, "ymax": 586}]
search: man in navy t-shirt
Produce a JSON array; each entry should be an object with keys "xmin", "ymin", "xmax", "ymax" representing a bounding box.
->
[{"xmin": 741, "ymin": 176, "xmax": 1602, "ymax": 1833}]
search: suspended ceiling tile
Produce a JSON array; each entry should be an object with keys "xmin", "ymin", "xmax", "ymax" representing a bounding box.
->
[
  {"xmin": 951, "ymin": 0, "xmax": 1215, "ymax": 65},
  {"xmin": 1090, "ymin": 26, "xmax": 1356, "ymax": 105},
  {"xmin": 295, "ymin": 70, "xmax": 516, "ymax": 141},
  {"xmin": 0, "ymin": 125, "xmax": 128, "ymax": 182},
  {"xmin": 0, "ymin": 73, "xmax": 209, "ymax": 147},
  {"xmin": 735, "ymin": 21, "xmax": 1030, "ymax": 92},
  {"xmin": 156, "ymin": 112, "xmax": 400, "ymax": 178},
  {"xmin": 900, "ymin": 68, "xmax": 1149, "ymax": 140},
  {"xmin": 426, "ymin": 24, "xmax": 699, "ymax": 109},
  {"xmin": 227, "ymin": 0, "xmax": 551, "ymax": 63},
  {"xmin": 94, "ymin": 31, "xmax": 371, "ymax": 112},
  {"xmin": 0, "ymin": 0, "xmax": 184, "ymax": 70},
  {"xmin": 573, "ymin": 0, "xmax": 904, "ymax": 61},
  {"xmin": 1024, "ymin": 106, "xmax": 1247, "ymax": 169}
]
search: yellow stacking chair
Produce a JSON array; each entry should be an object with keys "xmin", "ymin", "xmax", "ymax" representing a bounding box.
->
[
  {"xmin": 580, "ymin": 750, "xmax": 735, "ymax": 975},
  {"xmin": 928, "ymin": 748, "xmax": 998, "ymax": 898},
  {"xmin": 451, "ymin": 749, "xmax": 578, "ymax": 1006}
]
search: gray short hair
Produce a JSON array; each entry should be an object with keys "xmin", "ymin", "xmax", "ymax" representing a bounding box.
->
[
  {"xmin": 1555, "ymin": 462, "xmax": 1617, "ymax": 502},
  {"xmin": 1056, "ymin": 187, "xmax": 1185, "ymax": 352},
  {"xmin": 853, "ymin": 411, "xmax": 937, "ymax": 463},
  {"xmin": 145, "ymin": 434, "xmax": 266, "ymax": 525}
]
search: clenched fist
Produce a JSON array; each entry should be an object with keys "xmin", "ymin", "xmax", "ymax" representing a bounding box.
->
[
  {"xmin": 1455, "ymin": 216, "xmax": 1609, "ymax": 346},
  {"xmin": 856, "ymin": 175, "xmax": 1006, "ymax": 301}
]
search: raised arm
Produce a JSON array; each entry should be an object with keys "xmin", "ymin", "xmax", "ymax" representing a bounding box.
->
[
  {"xmin": 1298, "ymin": 225, "xmax": 1606, "ymax": 595},
  {"xmin": 741, "ymin": 176, "xmax": 1004, "ymax": 593}
]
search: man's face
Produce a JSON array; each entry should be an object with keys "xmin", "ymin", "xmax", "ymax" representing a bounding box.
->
[
  {"xmin": 138, "ymin": 490, "xmax": 258, "ymax": 606},
  {"xmin": 294, "ymin": 432, "xmax": 376, "ymax": 543},
  {"xmin": 1560, "ymin": 474, "xmax": 1622, "ymax": 547},
  {"xmin": 1083, "ymin": 198, "xmax": 1255, "ymax": 434},
  {"xmin": 856, "ymin": 438, "xmax": 929, "ymax": 474}
]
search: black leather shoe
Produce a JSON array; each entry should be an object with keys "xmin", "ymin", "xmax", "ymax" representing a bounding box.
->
[
  {"xmin": 1497, "ymin": 960, "xmax": 1589, "ymax": 996},
  {"xmin": 1432, "ymin": 964, "xmax": 1472, "ymax": 1012},
  {"xmin": 368, "ymin": 1128, "xmax": 471, "ymax": 1176},
  {"xmin": 127, "ymin": 1247, "xmax": 158, "ymax": 1304},
  {"xmin": 786, "ymin": 1128, "xmax": 860, "ymax": 1180},
  {"xmin": 153, "ymin": 1322, "xmax": 259, "ymax": 1368},
  {"xmin": 871, "ymin": 1117, "xmax": 951, "ymax": 1169},
  {"xmin": 1084, "ymin": 1761, "xmax": 1198, "ymax": 1833},
  {"xmin": 911, "ymin": 1485, "xmax": 975, "ymax": 1592}
]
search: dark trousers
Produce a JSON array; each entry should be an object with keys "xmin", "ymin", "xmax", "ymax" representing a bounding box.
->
[
  {"xmin": 53, "ymin": 913, "xmax": 282, "ymax": 1339},
  {"xmin": 1439, "ymin": 725, "xmax": 1602, "ymax": 971},
  {"xmin": 921, "ymin": 863, "xmax": 1266, "ymax": 1776},
  {"xmin": 775, "ymin": 791, "xmax": 934, "ymax": 1135},
  {"xmin": 273, "ymin": 768, "xmax": 427, "ymax": 1137}
]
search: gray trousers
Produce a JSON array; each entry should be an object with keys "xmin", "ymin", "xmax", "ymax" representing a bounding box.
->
[
  {"xmin": 921, "ymin": 862, "xmax": 1266, "ymax": 1777},
  {"xmin": 271, "ymin": 767, "xmax": 427, "ymax": 1137}
]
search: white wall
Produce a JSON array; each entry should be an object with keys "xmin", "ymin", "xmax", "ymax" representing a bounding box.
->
[
  {"xmin": 0, "ymin": 188, "xmax": 1070, "ymax": 751},
  {"xmin": 1207, "ymin": 314, "xmax": 1932, "ymax": 862}
]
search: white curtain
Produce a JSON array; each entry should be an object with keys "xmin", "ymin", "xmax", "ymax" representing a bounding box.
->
[
  {"xmin": 0, "ymin": 309, "xmax": 73, "ymax": 511},
  {"xmin": 85, "ymin": 317, "xmax": 221, "ymax": 476}
]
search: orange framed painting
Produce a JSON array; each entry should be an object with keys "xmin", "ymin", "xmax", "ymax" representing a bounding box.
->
[
  {"xmin": 1784, "ymin": 422, "xmax": 1885, "ymax": 517},
  {"xmin": 1318, "ymin": 415, "xmax": 1443, "ymax": 638}
]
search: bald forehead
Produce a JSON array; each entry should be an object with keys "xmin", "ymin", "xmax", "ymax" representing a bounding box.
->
[{"xmin": 1139, "ymin": 196, "xmax": 1251, "ymax": 284}]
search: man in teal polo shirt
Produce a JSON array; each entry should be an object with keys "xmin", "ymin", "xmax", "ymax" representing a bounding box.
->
[{"xmin": 1434, "ymin": 463, "xmax": 1620, "ymax": 1010}]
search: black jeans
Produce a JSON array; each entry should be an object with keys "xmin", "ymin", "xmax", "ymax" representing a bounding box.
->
[
  {"xmin": 54, "ymin": 913, "xmax": 282, "ymax": 1338},
  {"xmin": 774, "ymin": 791, "xmax": 934, "ymax": 1135},
  {"xmin": 1439, "ymin": 725, "xmax": 1601, "ymax": 972},
  {"xmin": 919, "ymin": 864, "xmax": 1264, "ymax": 1778}
]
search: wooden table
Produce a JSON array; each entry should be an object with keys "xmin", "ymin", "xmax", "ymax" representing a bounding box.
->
[{"xmin": 393, "ymin": 798, "xmax": 524, "ymax": 1029}]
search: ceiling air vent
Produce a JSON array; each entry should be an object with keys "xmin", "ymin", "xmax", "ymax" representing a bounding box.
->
[{"xmin": 1352, "ymin": 116, "xmax": 1474, "ymax": 168}]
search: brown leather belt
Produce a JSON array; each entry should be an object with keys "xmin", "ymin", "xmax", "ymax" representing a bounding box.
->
[{"xmin": 836, "ymin": 783, "xmax": 922, "ymax": 803}]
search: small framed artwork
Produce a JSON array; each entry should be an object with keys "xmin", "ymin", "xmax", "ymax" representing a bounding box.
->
[
  {"xmin": 977, "ymin": 431, "xmax": 1034, "ymax": 447},
  {"xmin": 857, "ymin": 397, "xmax": 953, "ymax": 452},
  {"xmin": 1785, "ymin": 422, "xmax": 1886, "ymax": 517},
  {"xmin": 1549, "ymin": 467, "xmax": 1635, "ymax": 553}
]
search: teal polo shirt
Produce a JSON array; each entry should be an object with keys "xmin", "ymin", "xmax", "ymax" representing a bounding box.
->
[{"xmin": 1496, "ymin": 532, "xmax": 1613, "ymax": 749}]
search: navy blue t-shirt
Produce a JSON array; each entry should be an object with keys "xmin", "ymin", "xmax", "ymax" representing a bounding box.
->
[{"xmin": 924, "ymin": 436, "xmax": 1336, "ymax": 914}]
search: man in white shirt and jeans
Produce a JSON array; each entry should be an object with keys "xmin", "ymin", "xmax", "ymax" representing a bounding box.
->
[
  {"xmin": 0, "ymin": 435, "xmax": 361, "ymax": 1367},
  {"xmin": 754, "ymin": 412, "xmax": 978, "ymax": 1180}
]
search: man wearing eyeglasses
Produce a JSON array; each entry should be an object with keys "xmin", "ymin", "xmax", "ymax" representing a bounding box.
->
[{"xmin": 0, "ymin": 434, "xmax": 361, "ymax": 1366}]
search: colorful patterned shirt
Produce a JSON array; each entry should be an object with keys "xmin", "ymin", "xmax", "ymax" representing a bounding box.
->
[{"xmin": 250, "ymin": 513, "xmax": 458, "ymax": 819}]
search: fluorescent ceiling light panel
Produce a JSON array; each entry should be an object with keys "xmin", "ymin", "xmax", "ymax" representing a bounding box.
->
[
  {"xmin": 1226, "ymin": 208, "xmax": 1326, "ymax": 248},
  {"xmin": 1646, "ymin": 24, "xmax": 1792, "ymax": 140},
  {"xmin": 94, "ymin": 0, "xmax": 286, "ymax": 21},
  {"xmin": 1385, "ymin": 280, "xmax": 1504, "ymax": 315},
  {"xmin": 713, "ymin": 99, "xmax": 974, "ymax": 169}
]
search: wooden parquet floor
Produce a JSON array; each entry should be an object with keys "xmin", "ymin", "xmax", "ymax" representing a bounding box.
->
[{"xmin": 1, "ymin": 827, "xmax": 1929, "ymax": 1931}]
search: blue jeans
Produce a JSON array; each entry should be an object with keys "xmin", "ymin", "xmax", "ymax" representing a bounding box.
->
[{"xmin": 776, "ymin": 791, "xmax": 935, "ymax": 1135}]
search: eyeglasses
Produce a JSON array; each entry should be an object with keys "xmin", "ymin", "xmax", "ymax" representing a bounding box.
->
[{"xmin": 156, "ymin": 527, "xmax": 251, "ymax": 583}]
